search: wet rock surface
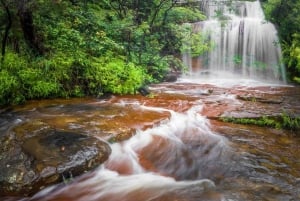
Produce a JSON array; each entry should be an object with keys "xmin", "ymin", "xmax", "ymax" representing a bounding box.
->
[
  {"xmin": 0, "ymin": 98, "xmax": 170, "ymax": 197},
  {"xmin": 221, "ymin": 86, "xmax": 300, "ymax": 119},
  {"xmin": 167, "ymin": 84, "xmax": 300, "ymax": 121},
  {"xmin": 0, "ymin": 128, "xmax": 111, "ymax": 196},
  {"xmin": 0, "ymin": 81, "xmax": 300, "ymax": 200}
]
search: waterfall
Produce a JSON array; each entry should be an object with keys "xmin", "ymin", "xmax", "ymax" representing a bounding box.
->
[{"xmin": 183, "ymin": 0, "xmax": 286, "ymax": 83}]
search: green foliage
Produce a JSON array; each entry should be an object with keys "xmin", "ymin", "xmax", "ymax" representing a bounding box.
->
[
  {"xmin": 180, "ymin": 23, "xmax": 212, "ymax": 58},
  {"xmin": 0, "ymin": 0, "xmax": 208, "ymax": 106},
  {"xmin": 0, "ymin": 52, "xmax": 27, "ymax": 105},
  {"xmin": 262, "ymin": 0, "xmax": 300, "ymax": 83},
  {"xmin": 166, "ymin": 7, "xmax": 206, "ymax": 24},
  {"xmin": 221, "ymin": 113, "xmax": 300, "ymax": 131},
  {"xmin": 31, "ymin": 81, "xmax": 60, "ymax": 98},
  {"xmin": 281, "ymin": 113, "xmax": 300, "ymax": 131},
  {"xmin": 253, "ymin": 60, "xmax": 267, "ymax": 69},
  {"xmin": 85, "ymin": 55, "xmax": 145, "ymax": 95},
  {"xmin": 0, "ymin": 51, "xmax": 61, "ymax": 104},
  {"xmin": 1, "ymin": 51, "xmax": 27, "ymax": 71},
  {"xmin": 233, "ymin": 55, "xmax": 242, "ymax": 65},
  {"xmin": 213, "ymin": 9, "xmax": 231, "ymax": 22},
  {"xmin": 221, "ymin": 116, "xmax": 280, "ymax": 128},
  {"xmin": 282, "ymin": 34, "xmax": 300, "ymax": 83},
  {"xmin": 262, "ymin": 0, "xmax": 300, "ymax": 43},
  {"xmin": 0, "ymin": 70, "xmax": 20, "ymax": 105},
  {"xmin": 18, "ymin": 68, "xmax": 60, "ymax": 99}
]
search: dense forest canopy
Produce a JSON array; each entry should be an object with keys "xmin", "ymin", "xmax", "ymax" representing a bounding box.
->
[
  {"xmin": 0, "ymin": 0, "xmax": 205, "ymax": 105},
  {"xmin": 0, "ymin": 0, "xmax": 299, "ymax": 106}
]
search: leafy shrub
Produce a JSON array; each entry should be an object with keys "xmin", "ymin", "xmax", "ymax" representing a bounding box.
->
[
  {"xmin": 30, "ymin": 80, "xmax": 60, "ymax": 99},
  {"xmin": 85, "ymin": 56, "xmax": 145, "ymax": 95},
  {"xmin": 166, "ymin": 7, "xmax": 206, "ymax": 24},
  {"xmin": 1, "ymin": 51, "xmax": 28, "ymax": 71},
  {"xmin": 180, "ymin": 23, "xmax": 212, "ymax": 58},
  {"xmin": 0, "ymin": 52, "xmax": 29, "ymax": 104},
  {"xmin": 284, "ymin": 34, "xmax": 300, "ymax": 83},
  {"xmin": 0, "ymin": 70, "xmax": 20, "ymax": 105},
  {"xmin": 0, "ymin": 1, "xmax": 210, "ymax": 106}
]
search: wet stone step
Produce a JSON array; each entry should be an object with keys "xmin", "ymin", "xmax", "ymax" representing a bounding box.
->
[{"xmin": 0, "ymin": 129, "xmax": 111, "ymax": 196}]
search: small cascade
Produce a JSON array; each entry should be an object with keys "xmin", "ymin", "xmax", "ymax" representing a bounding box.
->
[
  {"xmin": 105, "ymin": 104, "xmax": 231, "ymax": 180},
  {"xmin": 183, "ymin": 0, "xmax": 286, "ymax": 83},
  {"xmin": 28, "ymin": 102, "xmax": 230, "ymax": 201},
  {"xmin": 2, "ymin": 83, "xmax": 300, "ymax": 200}
]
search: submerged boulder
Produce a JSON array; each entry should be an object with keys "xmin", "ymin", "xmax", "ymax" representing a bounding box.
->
[{"xmin": 0, "ymin": 129, "xmax": 111, "ymax": 196}]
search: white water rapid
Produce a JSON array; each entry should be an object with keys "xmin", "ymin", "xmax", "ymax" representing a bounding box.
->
[
  {"xmin": 3, "ymin": 81, "xmax": 300, "ymax": 201},
  {"xmin": 183, "ymin": 0, "xmax": 286, "ymax": 83},
  {"xmin": 29, "ymin": 102, "xmax": 230, "ymax": 201}
]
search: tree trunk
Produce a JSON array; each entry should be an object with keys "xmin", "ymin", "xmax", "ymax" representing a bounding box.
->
[
  {"xmin": 0, "ymin": 0, "xmax": 12, "ymax": 61},
  {"xmin": 18, "ymin": 0, "xmax": 44, "ymax": 55}
]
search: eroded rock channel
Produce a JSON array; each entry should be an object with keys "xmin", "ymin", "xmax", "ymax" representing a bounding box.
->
[{"xmin": 0, "ymin": 80, "xmax": 299, "ymax": 200}]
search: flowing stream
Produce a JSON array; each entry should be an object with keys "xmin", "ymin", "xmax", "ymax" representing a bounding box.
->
[
  {"xmin": 1, "ymin": 79, "xmax": 300, "ymax": 201},
  {"xmin": 1, "ymin": 1, "xmax": 300, "ymax": 201}
]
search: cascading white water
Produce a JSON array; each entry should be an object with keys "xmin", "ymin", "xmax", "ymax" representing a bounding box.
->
[
  {"xmin": 183, "ymin": 0, "xmax": 286, "ymax": 83},
  {"xmin": 30, "ymin": 102, "xmax": 230, "ymax": 201}
]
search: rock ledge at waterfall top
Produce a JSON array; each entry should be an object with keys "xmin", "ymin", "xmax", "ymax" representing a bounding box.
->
[{"xmin": 0, "ymin": 129, "xmax": 111, "ymax": 196}]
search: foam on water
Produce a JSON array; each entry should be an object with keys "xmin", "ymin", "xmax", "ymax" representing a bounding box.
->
[
  {"xmin": 179, "ymin": 71, "xmax": 289, "ymax": 88},
  {"xmin": 29, "ymin": 101, "xmax": 229, "ymax": 201}
]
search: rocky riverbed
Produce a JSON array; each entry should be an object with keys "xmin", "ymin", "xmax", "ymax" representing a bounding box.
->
[{"xmin": 0, "ymin": 79, "xmax": 299, "ymax": 200}]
